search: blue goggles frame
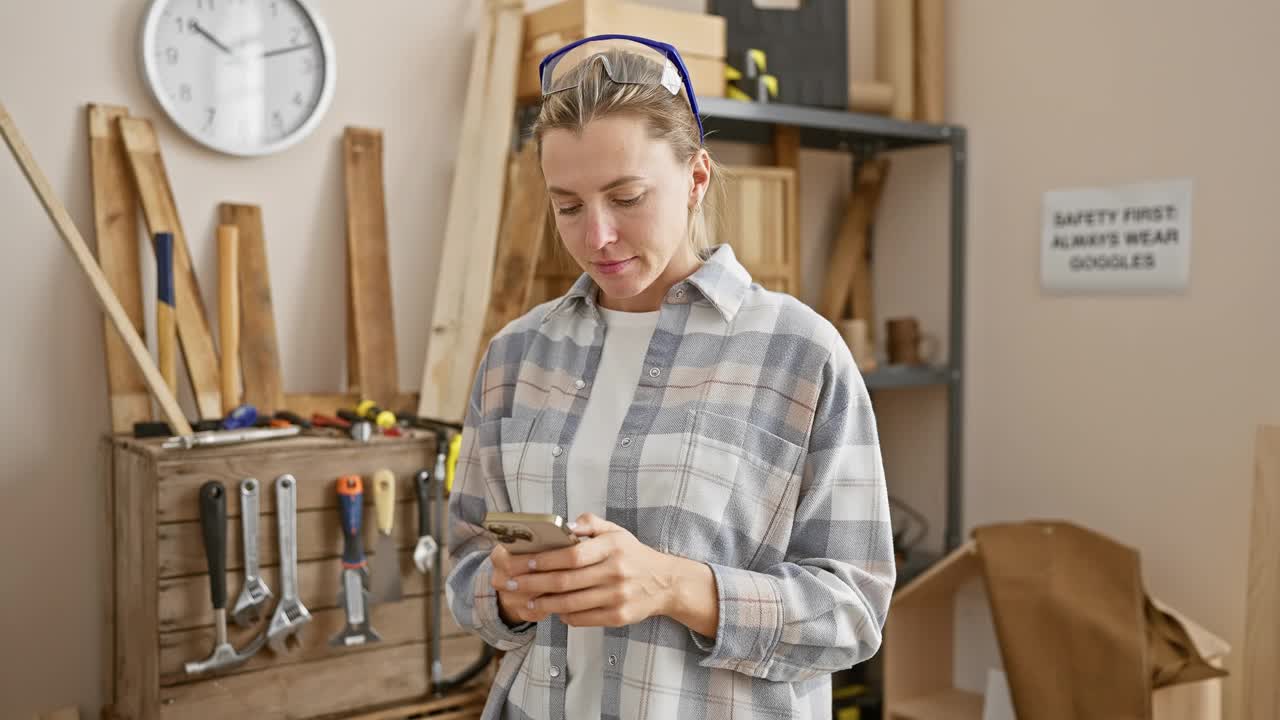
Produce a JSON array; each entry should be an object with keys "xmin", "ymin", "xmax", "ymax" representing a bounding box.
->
[{"xmin": 537, "ymin": 33, "xmax": 706, "ymax": 144}]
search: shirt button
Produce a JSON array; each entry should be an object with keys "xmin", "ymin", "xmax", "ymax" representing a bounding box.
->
[
  {"xmin": 608, "ymin": 654, "xmax": 618, "ymax": 666},
  {"xmin": 620, "ymin": 437, "xmax": 631, "ymax": 447},
  {"xmin": 574, "ymin": 379, "xmax": 585, "ymax": 390},
  {"xmin": 552, "ymin": 445, "xmax": 563, "ymax": 457},
  {"xmin": 549, "ymin": 665, "xmax": 561, "ymax": 678},
  {"xmin": 675, "ymin": 288, "xmax": 686, "ymax": 298},
  {"xmin": 649, "ymin": 367, "xmax": 661, "ymax": 378}
]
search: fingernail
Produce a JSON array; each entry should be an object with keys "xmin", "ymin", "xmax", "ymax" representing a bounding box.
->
[
  {"xmin": 528, "ymin": 559, "xmax": 538, "ymax": 570},
  {"xmin": 506, "ymin": 579, "xmax": 518, "ymax": 591},
  {"xmin": 527, "ymin": 600, "xmax": 536, "ymax": 610},
  {"xmin": 568, "ymin": 521, "xmax": 578, "ymax": 530}
]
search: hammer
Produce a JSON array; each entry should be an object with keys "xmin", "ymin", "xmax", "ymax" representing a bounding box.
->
[{"xmin": 185, "ymin": 480, "xmax": 266, "ymax": 675}]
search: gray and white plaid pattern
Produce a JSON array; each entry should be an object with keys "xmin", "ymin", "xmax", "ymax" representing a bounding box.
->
[{"xmin": 447, "ymin": 245, "xmax": 895, "ymax": 719}]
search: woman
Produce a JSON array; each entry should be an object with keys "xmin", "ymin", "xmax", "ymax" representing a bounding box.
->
[{"xmin": 447, "ymin": 35, "xmax": 895, "ymax": 719}]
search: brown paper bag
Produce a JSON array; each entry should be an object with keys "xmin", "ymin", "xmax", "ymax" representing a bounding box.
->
[{"xmin": 972, "ymin": 521, "xmax": 1226, "ymax": 720}]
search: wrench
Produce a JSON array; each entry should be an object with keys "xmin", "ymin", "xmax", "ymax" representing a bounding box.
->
[
  {"xmin": 232, "ymin": 478, "xmax": 272, "ymax": 627},
  {"xmin": 267, "ymin": 474, "xmax": 311, "ymax": 653}
]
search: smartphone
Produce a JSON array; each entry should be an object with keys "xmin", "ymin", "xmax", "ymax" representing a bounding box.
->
[{"xmin": 483, "ymin": 511, "xmax": 580, "ymax": 554}]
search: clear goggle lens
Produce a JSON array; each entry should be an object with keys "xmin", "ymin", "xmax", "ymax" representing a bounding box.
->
[{"xmin": 541, "ymin": 38, "xmax": 683, "ymax": 97}]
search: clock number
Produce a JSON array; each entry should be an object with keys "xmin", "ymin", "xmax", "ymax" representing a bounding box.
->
[
  {"xmin": 197, "ymin": 0, "xmax": 215, "ymax": 10},
  {"xmin": 165, "ymin": 47, "xmax": 179, "ymax": 64},
  {"xmin": 203, "ymin": 108, "xmax": 216, "ymax": 133},
  {"xmin": 175, "ymin": 16, "xmax": 184, "ymax": 33},
  {"xmin": 272, "ymin": 111, "xmax": 285, "ymax": 134},
  {"xmin": 291, "ymin": 26, "xmax": 303, "ymax": 45},
  {"xmin": 301, "ymin": 56, "xmax": 314, "ymax": 74},
  {"xmin": 293, "ymin": 92, "xmax": 304, "ymax": 106},
  {"xmin": 270, "ymin": 1, "xmax": 279, "ymax": 17},
  {"xmin": 180, "ymin": 84, "xmax": 192, "ymax": 102}
]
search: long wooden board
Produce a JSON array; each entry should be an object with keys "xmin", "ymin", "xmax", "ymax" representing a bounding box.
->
[
  {"xmin": 159, "ymin": 595, "xmax": 467, "ymax": 685},
  {"xmin": 218, "ymin": 203, "xmax": 285, "ymax": 414},
  {"xmin": 89, "ymin": 104, "xmax": 151, "ymax": 432},
  {"xmin": 119, "ymin": 117, "xmax": 222, "ymax": 419},
  {"xmin": 877, "ymin": 0, "xmax": 915, "ymax": 122},
  {"xmin": 158, "ymin": 636, "xmax": 484, "ymax": 718},
  {"xmin": 419, "ymin": 0, "xmax": 524, "ymax": 423},
  {"xmin": 1244, "ymin": 425, "xmax": 1280, "ymax": 718},
  {"xmin": 343, "ymin": 127, "xmax": 401, "ymax": 406},
  {"xmin": 914, "ymin": 0, "xmax": 945, "ymax": 124},
  {"xmin": 820, "ymin": 158, "xmax": 890, "ymax": 325},
  {"xmin": 473, "ymin": 143, "xmax": 547, "ymax": 380},
  {"xmin": 113, "ymin": 448, "xmax": 160, "ymax": 718},
  {"xmin": 0, "ymin": 102, "xmax": 190, "ymax": 435}
]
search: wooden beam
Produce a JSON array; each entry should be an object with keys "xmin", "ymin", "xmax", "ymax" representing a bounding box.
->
[
  {"xmin": 88, "ymin": 104, "xmax": 152, "ymax": 432},
  {"xmin": 119, "ymin": 117, "xmax": 222, "ymax": 420},
  {"xmin": 914, "ymin": 0, "xmax": 945, "ymax": 124},
  {"xmin": 0, "ymin": 102, "xmax": 191, "ymax": 435},
  {"xmin": 218, "ymin": 204, "xmax": 286, "ymax": 414},
  {"xmin": 419, "ymin": 0, "xmax": 525, "ymax": 423},
  {"xmin": 820, "ymin": 158, "xmax": 889, "ymax": 325},
  {"xmin": 876, "ymin": 0, "xmax": 915, "ymax": 121},
  {"xmin": 1245, "ymin": 425, "xmax": 1280, "ymax": 718}
]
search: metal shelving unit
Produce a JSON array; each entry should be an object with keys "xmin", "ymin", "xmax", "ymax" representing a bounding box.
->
[{"xmin": 698, "ymin": 96, "xmax": 968, "ymax": 557}]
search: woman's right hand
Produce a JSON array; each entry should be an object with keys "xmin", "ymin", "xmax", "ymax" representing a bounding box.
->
[{"xmin": 491, "ymin": 544, "xmax": 550, "ymax": 626}]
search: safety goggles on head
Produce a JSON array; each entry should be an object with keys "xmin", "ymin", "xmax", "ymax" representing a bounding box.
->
[{"xmin": 538, "ymin": 34, "xmax": 706, "ymax": 143}]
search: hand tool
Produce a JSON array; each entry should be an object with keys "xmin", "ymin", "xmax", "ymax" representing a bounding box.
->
[
  {"xmin": 273, "ymin": 410, "xmax": 312, "ymax": 429},
  {"xmin": 220, "ymin": 403, "xmax": 258, "ymax": 430},
  {"xmin": 331, "ymin": 475, "xmax": 381, "ymax": 646},
  {"xmin": 350, "ymin": 420, "xmax": 374, "ymax": 444},
  {"xmin": 184, "ymin": 480, "xmax": 266, "ymax": 675},
  {"xmin": 412, "ymin": 468, "xmax": 438, "ymax": 575},
  {"xmin": 161, "ymin": 425, "xmax": 299, "ymax": 450},
  {"xmin": 0, "ymin": 102, "xmax": 192, "ymax": 435},
  {"xmin": 231, "ymin": 478, "xmax": 272, "ymax": 627},
  {"xmin": 312, "ymin": 413, "xmax": 351, "ymax": 430},
  {"xmin": 369, "ymin": 469, "xmax": 403, "ymax": 603},
  {"xmin": 356, "ymin": 399, "xmax": 398, "ymax": 429},
  {"xmin": 267, "ymin": 474, "xmax": 311, "ymax": 653},
  {"xmin": 218, "ymin": 223, "xmax": 241, "ymax": 414}
]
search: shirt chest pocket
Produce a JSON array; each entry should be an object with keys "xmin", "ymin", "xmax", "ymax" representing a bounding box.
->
[
  {"xmin": 659, "ymin": 410, "xmax": 805, "ymax": 567},
  {"xmin": 491, "ymin": 413, "xmax": 557, "ymax": 516}
]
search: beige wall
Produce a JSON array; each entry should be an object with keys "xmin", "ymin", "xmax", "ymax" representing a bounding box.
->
[{"xmin": 2, "ymin": 0, "xmax": 1276, "ymax": 717}]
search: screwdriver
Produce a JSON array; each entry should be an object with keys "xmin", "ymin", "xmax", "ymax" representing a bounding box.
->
[{"xmin": 355, "ymin": 400, "xmax": 397, "ymax": 430}]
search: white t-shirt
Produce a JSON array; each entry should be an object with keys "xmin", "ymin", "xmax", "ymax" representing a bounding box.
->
[{"xmin": 564, "ymin": 305, "xmax": 661, "ymax": 719}]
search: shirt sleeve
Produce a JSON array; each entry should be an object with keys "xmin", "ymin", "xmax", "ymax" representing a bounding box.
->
[
  {"xmin": 689, "ymin": 346, "xmax": 897, "ymax": 682},
  {"xmin": 444, "ymin": 343, "xmax": 537, "ymax": 652}
]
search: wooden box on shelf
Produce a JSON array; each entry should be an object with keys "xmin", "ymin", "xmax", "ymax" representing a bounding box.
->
[
  {"xmin": 515, "ymin": 0, "xmax": 727, "ymax": 102},
  {"xmin": 707, "ymin": 165, "xmax": 799, "ymax": 295},
  {"xmin": 101, "ymin": 432, "xmax": 489, "ymax": 719}
]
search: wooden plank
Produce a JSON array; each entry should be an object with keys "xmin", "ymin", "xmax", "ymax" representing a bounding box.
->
[
  {"xmin": 847, "ymin": 159, "xmax": 891, "ymax": 341},
  {"xmin": 474, "ymin": 143, "xmax": 547, "ymax": 380},
  {"xmin": 159, "ymin": 594, "xmax": 468, "ymax": 685},
  {"xmin": 217, "ymin": 203, "xmax": 285, "ymax": 415},
  {"xmin": 1244, "ymin": 425, "xmax": 1280, "ymax": 719},
  {"xmin": 158, "ymin": 636, "xmax": 484, "ymax": 718},
  {"xmin": 876, "ymin": 0, "xmax": 915, "ymax": 122},
  {"xmin": 343, "ymin": 127, "xmax": 401, "ymax": 407},
  {"xmin": 35, "ymin": 708, "xmax": 81, "ymax": 720},
  {"xmin": 113, "ymin": 445, "xmax": 160, "ymax": 719},
  {"xmin": 159, "ymin": 548, "xmax": 448, "ymax": 632},
  {"xmin": 914, "ymin": 0, "xmax": 945, "ymax": 124},
  {"xmin": 281, "ymin": 391, "xmax": 419, "ymax": 419},
  {"xmin": 419, "ymin": 0, "xmax": 524, "ymax": 423},
  {"xmin": 217, "ymin": 225, "xmax": 240, "ymax": 413},
  {"xmin": 159, "ymin": 500, "xmax": 421, "ymax": 578},
  {"xmin": 88, "ymin": 104, "xmax": 151, "ymax": 432},
  {"xmin": 118, "ymin": 117, "xmax": 222, "ymax": 420},
  {"xmin": 0, "ymin": 103, "xmax": 191, "ymax": 435},
  {"xmin": 155, "ymin": 440, "xmax": 436, "ymax": 522},
  {"xmin": 820, "ymin": 158, "xmax": 889, "ymax": 324},
  {"xmin": 890, "ymin": 688, "xmax": 983, "ymax": 720},
  {"xmin": 346, "ymin": 688, "xmax": 488, "ymax": 720},
  {"xmin": 772, "ymin": 127, "xmax": 801, "ymax": 292},
  {"xmin": 100, "ymin": 439, "xmax": 118, "ymax": 707}
]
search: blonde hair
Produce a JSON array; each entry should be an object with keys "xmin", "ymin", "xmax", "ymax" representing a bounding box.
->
[{"xmin": 530, "ymin": 47, "xmax": 724, "ymax": 257}]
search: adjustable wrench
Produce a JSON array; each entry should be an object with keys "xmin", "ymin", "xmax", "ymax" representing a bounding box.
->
[
  {"xmin": 231, "ymin": 478, "xmax": 272, "ymax": 627},
  {"xmin": 267, "ymin": 474, "xmax": 311, "ymax": 653}
]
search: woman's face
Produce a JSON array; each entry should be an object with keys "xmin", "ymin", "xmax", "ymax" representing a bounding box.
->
[{"xmin": 540, "ymin": 114, "xmax": 710, "ymax": 312}]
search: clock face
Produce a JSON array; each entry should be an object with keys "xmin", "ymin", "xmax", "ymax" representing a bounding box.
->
[{"xmin": 141, "ymin": 0, "xmax": 335, "ymax": 156}]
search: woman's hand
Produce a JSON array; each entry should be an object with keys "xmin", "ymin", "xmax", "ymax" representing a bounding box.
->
[
  {"xmin": 490, "ymin": 543, "xmax": 551, "ymax": 626},
  {"xmin": 513, "ymin": 513, "xmax": 720, "ymax": 635}
]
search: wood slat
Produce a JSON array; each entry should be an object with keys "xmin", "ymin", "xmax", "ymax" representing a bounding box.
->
[
  {"xmin": 159, "ymin": 594, "xmax": 468, "ymax": 685},
  {"xmin": 218, "ymin": 203, "xmax": 286, "ymax": 414},
  {"xmin": 419, "ymin": 0, "xmax": 524, "ymax": 423},
  {"xmin": 343, "ymin": 127, "xmax": 400, "ymax": 407},
  {"xmin": 119, "ymin": 116, "xmax": 222, "ymax": 419},
  {"xmin": 346, "ymin": 688, "xmax": 488, "ymax": 720},
  {"xmin": 876, "ymin": 0, "xmax": 915, "ymax": 122},
  {"xmin": 1244, "ymin": 425, "xmax": 1280, "ymax": 718},
  {"xmin": 159, "ymin": 549, "xmax": 454, "ymax": 632},
  {"xmin": 158, "ymin": 501, "xmax": 422, "ymax": 578},
  {"xmin": 820, "ymin": 158, "xmax": 889, "ymax": 325},
  {"xmin": 88, "ymin": 104, "xmax": 151, "ymax": 432},
  {"xmin": 156, "ymin": 442, "xmax": 437, "ymax": 522},
  {"xmin": 281, "ymin": 392, "xmax": 420, "ymax": 420},
  {"xmin": 914, "ymin": 0, "xmax": 945, "ymax": 124},
  {"xmin": 113, "ymin": 446, "xmax": 160, "ymax": 720},
  {"xmin": 474, "ymin": 142, "xmax": 547, "ymax": 380},
  {"xmin": 158, "ymin": 636, "xmax": 486, "ymax": 718}
]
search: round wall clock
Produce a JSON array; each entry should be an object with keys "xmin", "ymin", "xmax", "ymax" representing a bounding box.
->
[{"xmin": 140, "ymin": 0, "xmax": 336, "ymax": 156}]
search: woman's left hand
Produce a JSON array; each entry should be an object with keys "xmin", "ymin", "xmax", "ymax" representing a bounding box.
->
[{"xmin": 512, "ymin": 513, "xmax": 715, "ymax": 633}]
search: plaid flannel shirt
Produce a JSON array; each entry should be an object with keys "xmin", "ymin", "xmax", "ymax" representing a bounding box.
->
[{"xmin": 447, "ymin": 244, "xmax": 895, "ymax": 719}]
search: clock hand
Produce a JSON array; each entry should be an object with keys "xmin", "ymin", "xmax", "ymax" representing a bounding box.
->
[
  {"xmin": 191, "ymin": 21, "xmax": 233, "ymax": 55},
  {"xmin": 263, "ymin": 43, "xmax": 313, "ymax": 58}
]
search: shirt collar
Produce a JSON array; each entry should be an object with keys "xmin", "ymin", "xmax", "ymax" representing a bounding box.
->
[{"xmin": 542, "ymin": 244, "xmax": 752, "ymax": 324}]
